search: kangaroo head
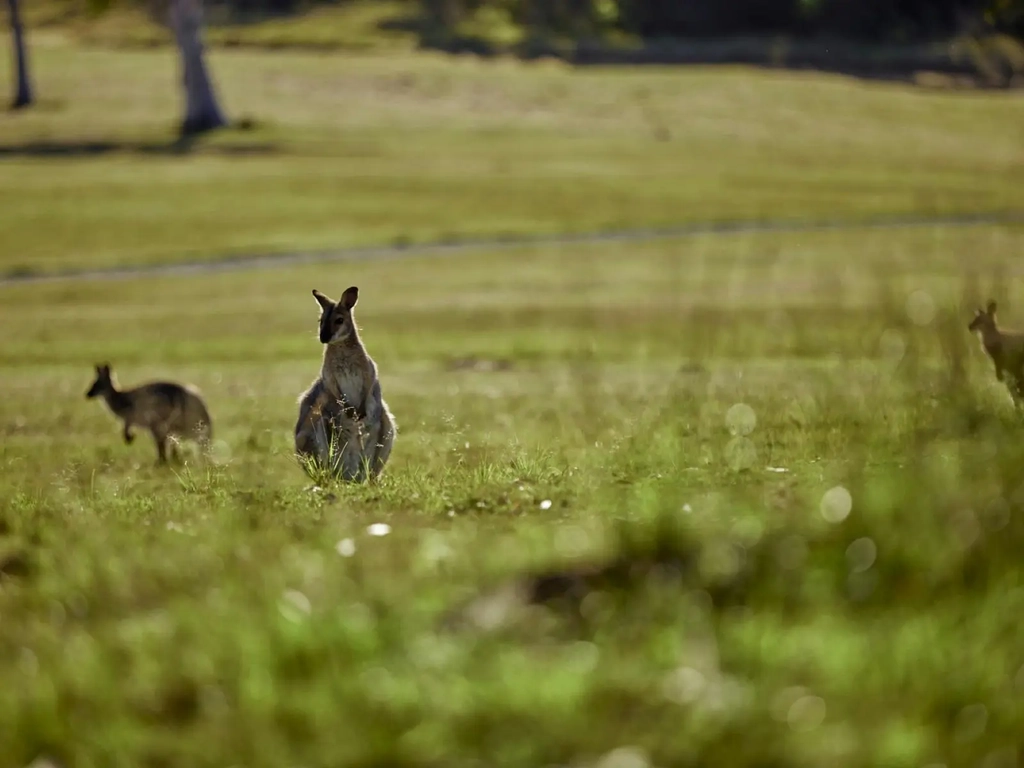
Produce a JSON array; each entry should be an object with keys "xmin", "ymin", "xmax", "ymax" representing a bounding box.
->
[
  {"xmin": 968, "ymin": 300, "xmax": 998, "ymax": 334},
  {"xmin": 86, "ymin": 363, "xmax": 114, "ymax": 399},
  {"xmin": 312, "ymin": 286, "xmax": 359, "ymax": 345}
]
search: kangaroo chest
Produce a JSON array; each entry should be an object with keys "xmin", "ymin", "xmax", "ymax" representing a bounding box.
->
[
  {"xmin": 982, "ymin": 338, "xmax": 1004, "ymax": 362},
  {"xmin": 322, "ymin": 365, "xmax": 367, "ymax": 417},
  {"xmin": 104, "ymin": 392, "xmax": 136, "ymax": 422}
]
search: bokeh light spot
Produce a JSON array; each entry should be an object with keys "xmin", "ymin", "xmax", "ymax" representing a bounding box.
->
[
  {"xmin": 906, "ymin": 289, "xmax": 936, "ymax": 326},
  {"xmin": 731, "ymin": 517, "xmax": 764, "ymax": 547},
  {"xmin": 776, "ymin": 535, "xmax": 808, "ymax": 570},
  {"xmin": 335, "ymin": 538, "xmax": 356, "ymax": 557},
  {"xmin": 982, "ymin": 499, "xmax": 1011, "ymax": 533},
  {"xmin": 208, "ymin": 439, "xmax": 232, "ymax": 466},
  {"xmin": 771, "ymin": 686, "xmax": 810, "ymax": 722},
  {"xmin": 787, "ymin": 695, "xmax": 827, "ymax": 732},
  {"xmin": 725, "ymin": 437, "xmax": 757, "ymax": 472},
  {"xmin": 662, "ymin": 666, "xmax": 707, "ymax": 705},
  {"xmin": 879, "ymin": 329, "xmax": 906, "ymax": 364},
  {"xmin": 845, "ymin": 537, "xmax": 877, "ymax": 573},
  {"xmin": 596, "ymin": 746, "xmax": 650, "ymax": 768},
  {"xmin": 279, "ymin": 589, "xmax": 311, "ymax": 622},
  {"xmin": 820, "ymin": 486, "xmax": 852, "ymax": 523},
  {"xmin": 726, "ymin": 403, "xmax": 757, "ymax": 436},
  {"xmin": 554, "ymin": 525, "xmax": 592, "ymax": 559}
]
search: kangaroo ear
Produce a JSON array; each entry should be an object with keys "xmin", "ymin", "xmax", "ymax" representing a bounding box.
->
[
  {"xmin": 312, "ymin": 289, "xmax": 334, "ymax": 312},
  {"xmin": 341, "ymin": 286, "xmax": 359, "ymax": 310},
  {"xmin": 987, "ymin": 300, "xmax": 998, "ymax": 315}
]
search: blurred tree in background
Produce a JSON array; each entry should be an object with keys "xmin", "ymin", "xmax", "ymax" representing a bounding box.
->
[
  {"xmin": 6, "ymin": 0, "xmax": 34, "ymax": 108},
  {"xmin": 167, "ymin": 0, "xmax": 230, "ymax": 134},
  {"xmin": 88, "ymin": 0, "xmax": 230, "ymax": 133}
]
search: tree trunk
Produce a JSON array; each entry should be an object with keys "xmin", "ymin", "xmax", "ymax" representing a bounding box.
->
[
  {"xmin": 7, "ymin": 0, "xmax": 33, "ymax": 109},
  {"xmin": 169, "ymin": 0, "xmax": 228, "ymax": 135}
]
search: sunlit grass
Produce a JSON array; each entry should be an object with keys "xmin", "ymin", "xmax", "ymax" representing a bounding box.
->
[
  {"xmin": 2, "ymin": 227, "xmax": 1024, "ymax": 765},
  {"xmin": 2, "ymin": 18, "xmax": 1023, "ymax": 763},
  {"xmin": 0, "ymin": 38, "xmax": 1021, "ymax": 274},
  {"xmin": 25, "ymin": 0, "xmax": 420, "ymax": 51}
]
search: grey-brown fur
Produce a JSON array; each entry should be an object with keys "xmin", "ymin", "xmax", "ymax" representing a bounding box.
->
[
  {"xmin": 86, "ymin": 363, "xmax": 213, "ymax": 463},
  {"xmin": 294, "ymin": 285, "xmax": 396, "ymax": 482},
  {"xmin": 968, "ymin": 299, "xmax": 1024, "ymax": 403}
]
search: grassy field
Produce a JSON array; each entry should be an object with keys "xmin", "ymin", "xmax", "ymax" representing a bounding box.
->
[
  {"xmin": 2, "ymin": 25, "xmax": 1024, "ymax": 768},
  {"xmin": 3, "ymin": 225, "xmax": 1024, "ymax": 766},
  {"xmin": 1, "ymin": 34, "xmax": 1022, "ymax": 275}
]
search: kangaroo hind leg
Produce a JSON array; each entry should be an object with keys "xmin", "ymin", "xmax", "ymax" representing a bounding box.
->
[
  {"xmin": 151, "ymin": 430, "xmax": 169, "ymax": 465},
  {"xmin": 369, "ymin": 417, "xmax": 395, "ymax": 481}
]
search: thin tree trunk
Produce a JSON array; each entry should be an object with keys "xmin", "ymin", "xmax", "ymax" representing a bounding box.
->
[
  {"xmin": 169, "ymin": 0, "xmax": 228, "ymax": 135},
  {"xmin": 7, "ymin": 0, "xmax": 33, "ymax": 109}
]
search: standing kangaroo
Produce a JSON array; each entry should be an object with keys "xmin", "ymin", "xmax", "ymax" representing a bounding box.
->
[
  {"xmin": 968, "ymin": 300, "xmax": 1024, "ymax": 403},
  {"xmin": 86, "ymin": 363, "xmax": 213, "ymax": 463},
  {"xmin": 294, "ymin": 286, "xmax": 396, "ymax": 482}
]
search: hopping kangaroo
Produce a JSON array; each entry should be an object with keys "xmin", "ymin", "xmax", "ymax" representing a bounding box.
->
[
  {"xmin": 968, "ymin": 300, "xmax": 1024, "ymax": 403},
  {"xmin": 86, "ymin": 363, "xmax": 213, "ymax": 463},
  {"xmin": 294, "ymin": 286, "xmax": 396, "ymax": 482}
]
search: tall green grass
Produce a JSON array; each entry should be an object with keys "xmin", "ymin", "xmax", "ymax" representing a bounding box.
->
[{"xmin": 1, "ymin": 227, "xmax": 1023, "ymax": 766}]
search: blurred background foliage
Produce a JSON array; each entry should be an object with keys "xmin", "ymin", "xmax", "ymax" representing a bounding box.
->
[
  {"xmin": 199, "ymin": 0, "xmax": 1024, "ymax": 42},
  {"xmin": 30, "ymin": 0, "xmax": 1024, "ymax": 44}
]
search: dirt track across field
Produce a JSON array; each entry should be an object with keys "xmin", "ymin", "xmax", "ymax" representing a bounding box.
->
[{"xmin": 2, "ymin": 211, "xmax": 1021, "ymax": 288}]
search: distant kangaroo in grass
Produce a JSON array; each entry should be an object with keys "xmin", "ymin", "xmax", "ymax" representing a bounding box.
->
[
  {"xmin": 294, "ymin": 286, "xmax": 396, "ymax": 482},
  {"xmin": 86, "ymin": 363, "xmax": 213, "ymax": 464},
  {"xmin": 968, "ymin": 300, "xmax": 1024, "ymax": 404}
]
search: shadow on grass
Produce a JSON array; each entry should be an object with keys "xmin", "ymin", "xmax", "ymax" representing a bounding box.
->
[{"xmin": 0, "ymin": 135, "xmax": 280, "ymax": 160}]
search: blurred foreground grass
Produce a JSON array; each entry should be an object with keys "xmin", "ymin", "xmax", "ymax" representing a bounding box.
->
[
  {"xmin": 0, "ymin": 36, "xmax": 1022, "ymax": 274},
  {"xmin": 1, "ymin": 227, "xmax": 1024, "ymax": 766}
]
